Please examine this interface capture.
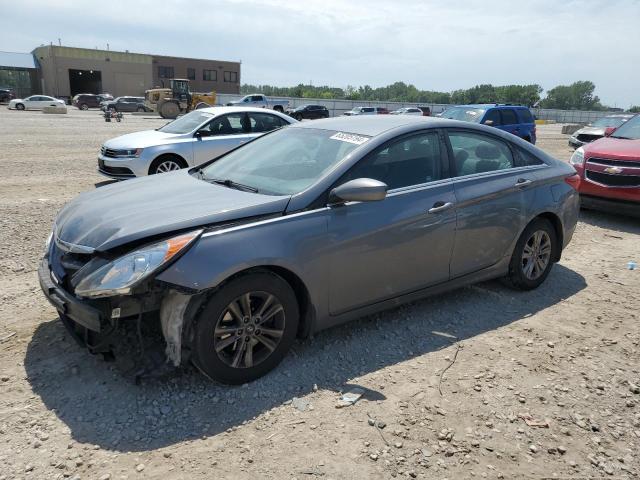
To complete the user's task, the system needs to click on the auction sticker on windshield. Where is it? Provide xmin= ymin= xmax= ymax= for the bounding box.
xmin=330 ymin=132 xmax=369 ymax=145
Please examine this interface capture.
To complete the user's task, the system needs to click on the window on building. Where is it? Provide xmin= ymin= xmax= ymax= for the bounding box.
xmin=224 ymin=71 xmax=238 ymax=83
xmin=187 ymin=68 xmax=196 ymax=80
xmin=203 ymin=69 xmax=217 ymax=81
xmin=158 ymin=66 xmax=174 ymax=79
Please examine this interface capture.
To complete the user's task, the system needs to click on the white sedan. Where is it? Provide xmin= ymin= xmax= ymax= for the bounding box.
xmin=98 ymin=107 xmax=297 ymax=178
xmin=8 ymin=95 xmax=66 ymax=110
xmin=390 ymin=107 xmax=423 ymax=116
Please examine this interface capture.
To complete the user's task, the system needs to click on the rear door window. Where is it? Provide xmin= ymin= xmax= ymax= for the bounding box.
xmin=483 ymin=109 xmax=502 ymax=126
xmin=447 ymin=130 xmax=515 ymax=177
xmin=517 ymin=108 xmax=535 ymax=124
xmin=249 ymin=112 xmax=286 ymax=133
xmin=500 ymin=109 xmax=519 ymax=125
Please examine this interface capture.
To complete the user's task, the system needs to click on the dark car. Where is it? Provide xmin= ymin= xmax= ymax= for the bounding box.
xmin=440 ymin=104 xmax=537 ymax=144
xmin=0 ymin=88 xmax=15 ymax=103
xmin=39 ymin=115 xmax=579 ymax=384
xmin=287 ymin=104 xmax=330 ymax=121
xmin=72 ymin=94 xmax=110 ymax=110
xmin=101 ymin=96 xmax=149 ymax=113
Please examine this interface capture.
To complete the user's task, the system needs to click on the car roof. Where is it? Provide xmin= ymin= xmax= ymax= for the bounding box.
xmin=291 ymin=115 xmax=474 ymax=136
xmin=453 ymin=104 xmax=530 ymax=110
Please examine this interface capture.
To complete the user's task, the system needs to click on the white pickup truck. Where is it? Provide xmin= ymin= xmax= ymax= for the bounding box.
xmin=226 ymin=94 xmax=289 ymax=112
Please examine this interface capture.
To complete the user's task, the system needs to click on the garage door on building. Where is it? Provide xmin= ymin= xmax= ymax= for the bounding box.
xmin=113 ymin=72 xmax=146 ymax=96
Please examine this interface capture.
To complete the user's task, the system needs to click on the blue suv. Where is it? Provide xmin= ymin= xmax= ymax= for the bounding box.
xmin=439 ymin=104 xmax=537 ymax=144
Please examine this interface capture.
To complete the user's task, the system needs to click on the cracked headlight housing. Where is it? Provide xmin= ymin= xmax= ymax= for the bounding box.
xmin=75 ymin=230 xmax=201 ymax=299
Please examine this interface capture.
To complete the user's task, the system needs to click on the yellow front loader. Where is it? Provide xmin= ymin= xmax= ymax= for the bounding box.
xmin=144 ymin=79 xmax=216 ymax=119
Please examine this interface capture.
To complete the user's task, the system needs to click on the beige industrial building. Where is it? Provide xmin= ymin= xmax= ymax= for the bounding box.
xmin=31 ymin=45 xmax=241 ymax=100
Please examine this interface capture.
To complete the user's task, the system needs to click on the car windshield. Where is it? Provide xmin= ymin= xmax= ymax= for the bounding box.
xmin=158 ymin=111 xmax=215 ymax=134
xmin=200 ymin=128 xmax=369 ymax=195
xmin=440 ymin=107 xmax=486 ymax=122
xmin=609 ymin=115 xmax=640 ymax=140
xmin=591 ymin=116 xmax=629 ymax=128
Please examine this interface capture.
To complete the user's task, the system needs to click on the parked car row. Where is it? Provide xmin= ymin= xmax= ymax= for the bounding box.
xmin=39 ymin=111 xmax=583 ymax=384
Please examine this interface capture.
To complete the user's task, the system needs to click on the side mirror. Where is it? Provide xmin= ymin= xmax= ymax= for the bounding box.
xmin=329 ymin=178 xmax=388 ymax=204
xmin=195 ymin=130 xmax=211 ymax=138
xmin=483 ymin=119 xmax=494 ymax=126
xmin=604 ymin=127 xmax=616 ymax=137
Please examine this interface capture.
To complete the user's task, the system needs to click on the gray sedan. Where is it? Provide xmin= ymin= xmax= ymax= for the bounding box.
xmin=40 ymin=116 xmax=580 ymax=384
xmin=98 ymin=107 xmax=295 ymax=178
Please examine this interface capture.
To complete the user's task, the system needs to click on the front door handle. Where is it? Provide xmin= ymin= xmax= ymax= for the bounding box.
xmin=428 ymin=201 xmax=454 ymax=214
xmin=515 ymin=178 xmax=532 ymax=188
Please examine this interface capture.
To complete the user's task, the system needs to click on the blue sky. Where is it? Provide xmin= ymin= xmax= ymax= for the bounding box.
xmin=2 ymin=0 xmax=639 ymax=106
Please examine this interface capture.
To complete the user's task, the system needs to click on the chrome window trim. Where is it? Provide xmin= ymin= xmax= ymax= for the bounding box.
xmin=449 ymin=164 xmax=548 ymax=185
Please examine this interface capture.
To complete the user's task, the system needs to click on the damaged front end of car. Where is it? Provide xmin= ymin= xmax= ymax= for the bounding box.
xmin=38 ymin=229 xmax=205 ymax=379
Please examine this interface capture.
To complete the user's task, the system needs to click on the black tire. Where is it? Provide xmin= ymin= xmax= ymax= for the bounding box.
xmin=504 ymin=218 xmax=557 ymax=290
xmin=192 ymin=271 xmax=299 ymax=384
xmin=16 ymin=103 xmax=25 ymax=110
xmin=137 ymin=106 xmax=145 ymax=112
xmin=148 ymin=155 xmax=186 ymax=175
xmin=274 ymin=105 xmax=284 ymax=113
xmin=80 ymin=103 xmax=89 ymax=111
xmin=294 ymin=113 xmax=303 ymax=121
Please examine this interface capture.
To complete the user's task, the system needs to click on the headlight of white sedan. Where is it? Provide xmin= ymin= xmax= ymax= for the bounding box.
xmin=569 ymin=147 xmax=585 ymax=166
xmin=75 ymin=230 xmax=201 ymax=299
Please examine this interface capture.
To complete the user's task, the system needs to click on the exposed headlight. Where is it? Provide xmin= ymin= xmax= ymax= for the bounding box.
xmin=569 ymin=147 xmax=585 ymax=166
xmin=75 ymin=230 xmax=201 ymax=299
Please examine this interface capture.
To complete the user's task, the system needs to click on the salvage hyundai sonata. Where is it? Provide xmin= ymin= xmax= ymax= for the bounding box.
xmin=39 ymin=116 xmax=580 ymax=384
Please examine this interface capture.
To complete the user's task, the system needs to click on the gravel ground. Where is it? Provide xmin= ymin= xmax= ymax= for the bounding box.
xmin=0 ymin=108 xmax=638 ymax=479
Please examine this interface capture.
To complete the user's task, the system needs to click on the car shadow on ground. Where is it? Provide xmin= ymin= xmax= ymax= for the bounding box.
xmin=25 ymin=264 xmax=586 ymax=453
xmin=579 ymin=208 xmax=640 ymax=235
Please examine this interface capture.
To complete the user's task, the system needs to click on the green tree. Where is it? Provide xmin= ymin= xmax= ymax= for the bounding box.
xmin=540 ymin=81 xmax=603 ymax=110
xmin=628 ymin=105 xmax=640 ymax=113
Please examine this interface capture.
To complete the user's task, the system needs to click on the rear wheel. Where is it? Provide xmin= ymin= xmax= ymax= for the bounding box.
xmin=273 ymin=105 xmax=284 ymax=113
xmin=504 ymin=218 xmax=557 ymax=290
xmin=16 ymin=103 xmax=25 ymax=110
xmin=80 ymin=103 xmax=89 ymax=110
xmin=149 ymin=155 xmax=186 ymax=174
xmin=136 ymin=106 xmax=145 ymax=113
xmin=192 ymin=272 xmax=299 ymax=384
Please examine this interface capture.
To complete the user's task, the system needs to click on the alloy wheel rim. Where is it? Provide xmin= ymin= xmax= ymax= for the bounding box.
xmin=521 ymin=230 xmax=551 ymax=280
xmin=156 ymin=161 xmax=181 ymax=173
xmin=213 ymin=291 xmax=285 ymax=369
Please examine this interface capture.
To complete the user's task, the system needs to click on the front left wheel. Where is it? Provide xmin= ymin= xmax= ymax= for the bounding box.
xmin=192 ymin=272 xmax=299 ymax=384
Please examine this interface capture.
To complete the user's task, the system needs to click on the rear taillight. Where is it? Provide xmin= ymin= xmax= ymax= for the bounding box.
xmin=564 ymin=173 xmax=581 ymax=190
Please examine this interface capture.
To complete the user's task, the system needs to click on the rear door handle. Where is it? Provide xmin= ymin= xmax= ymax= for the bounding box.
xmin=515 ymin=178 xmax=532 ymax=188
xmin=428 ymin=201 xmax=454 ymax=214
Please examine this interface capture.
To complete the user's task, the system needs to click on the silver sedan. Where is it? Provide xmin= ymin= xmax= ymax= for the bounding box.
xmin=97 ymin=107 xmax=296 ymax=178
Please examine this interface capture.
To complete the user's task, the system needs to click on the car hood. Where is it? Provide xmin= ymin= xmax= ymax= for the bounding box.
xmin=103 ymin=130 xmax=185 ymax=149
xmin=574 ymin=126 xmax=605 ymax=136
xmin=54 ymin=170 xmax=290 ymax=252
xmin=584 ymin=137 xmax=640 ymax=159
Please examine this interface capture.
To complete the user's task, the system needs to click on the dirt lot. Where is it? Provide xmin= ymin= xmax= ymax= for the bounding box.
xmin=0 ymin=108 xmax=638 ymax=480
